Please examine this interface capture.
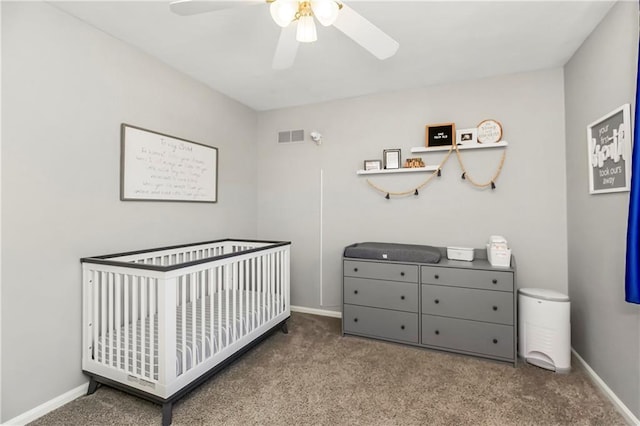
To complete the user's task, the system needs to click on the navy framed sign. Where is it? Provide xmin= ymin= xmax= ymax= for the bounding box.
xmin=587 ymin=104 xmax=632 ymax=194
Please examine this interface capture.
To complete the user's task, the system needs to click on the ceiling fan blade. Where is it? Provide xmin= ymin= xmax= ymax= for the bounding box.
xmin=272 ymin=25 xmax=299 ymax=70
xmin=332 ymin=3 xmax=399 ymax=60
xmin=169 ymin=0 xmax=262 ymax=16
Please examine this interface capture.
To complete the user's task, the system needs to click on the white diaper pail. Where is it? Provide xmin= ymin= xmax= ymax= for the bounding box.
xmin=518 ymin=288 xmax=571 ymax=373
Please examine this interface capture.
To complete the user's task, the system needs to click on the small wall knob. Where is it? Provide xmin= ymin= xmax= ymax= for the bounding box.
xmin=400 ymin=272 xmax=405 ymax=276
xmin=493 ymin=338 xmax=498 ymax=344
xmin=435 ymin=330 xmax=440 ymax=335
xmin=434 ymin=274 xmax=439 ymax=279
xmin=354 ymin=318 xmax=358 ymax=322
xmin=354 ymin=268 xmax=358 ymax=272
xmin=492 ymin=306 xmax=498 ymax=311
xmin=401 ymin=295 xmax=405 ymax=300
xmin=401 ymin=325 xmax=405 ymax=330
xmin=354 ymin=290 xmax=358 ymax=294
xmin=492 ymin=279 xmax=497 ymax=284
xmin=434 ymin=299 xmax=440 ymax=304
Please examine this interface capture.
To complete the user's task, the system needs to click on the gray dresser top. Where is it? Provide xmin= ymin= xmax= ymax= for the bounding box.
xmin=344 ymin=247 xmax=516 ymax=273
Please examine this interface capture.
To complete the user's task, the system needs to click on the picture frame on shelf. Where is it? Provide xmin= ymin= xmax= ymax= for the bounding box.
xmin=426 ymin=123 xmax=456 ymax=147
xmin=364 ymin=160 xmax=382 ymax=171
xmin=477 ymin=119 xmax=503 ymax=143
xmin=456 ymin=128 xmax=478 ymax=146
xmin=383 ymin=149 xmax=401 ymax=169
xmin=587 ymin=104 xmax=632 ymax=194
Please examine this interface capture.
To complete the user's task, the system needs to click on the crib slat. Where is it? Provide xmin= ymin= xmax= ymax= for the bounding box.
xmin=123 ymin=275 xmax=130 ymax=373
xmin=260 ymin=255 xmax=265 ymax=326
xmin=180 ymin=276 xmax=187 ymax=376
xmin=115 ymin=274 xmax=122 ymax=369
xmin=190 ymin=271 xmax=196 ymax=369
xmin=224 ymin=264 xmax=231 ymax=345
xmin=232 ymin=262 xmax=237 ymax=341
xmin=278 ymin=251 xmax=282 ymax=315
xmin=252 ymin=257 xmax=256 ymax=331
xmin=92 ymin=271 xmax=100 ymax=362
xmin=243 ymin=260 xmax=248 ymax=336
xmin=107 ymin=272 xmax=114 ymax=366
xmin=199 ymin=270 xmax=206 ymax=360
xmin=149 ymin=277 xmax=156 ymax=380
xmin=132 ymin=276 xmax=138 ymax=376
xmin=141 ymin=277 xmax=148 ymax=378
xmin=268 ymin=253 xmax=273 ymax=321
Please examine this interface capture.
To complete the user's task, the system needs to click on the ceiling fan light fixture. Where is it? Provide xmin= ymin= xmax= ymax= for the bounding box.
xmin=270 ymin=0 xmax=298 ymax=27
xmin=296 ymin=15 xmax=317 ymax=43
xmin=311 ymin=0 xmax=340 ymax=26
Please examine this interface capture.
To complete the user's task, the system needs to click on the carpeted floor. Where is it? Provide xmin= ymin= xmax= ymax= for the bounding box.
xmin=30 ymin=312 xmax=625 ymax=425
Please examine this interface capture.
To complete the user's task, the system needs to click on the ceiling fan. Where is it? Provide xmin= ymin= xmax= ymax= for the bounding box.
xmin=169 ymin=0 xmax=399 ymax=70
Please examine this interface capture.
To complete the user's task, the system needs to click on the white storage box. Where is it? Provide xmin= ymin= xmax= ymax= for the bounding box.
xmin=447 ymin=247 xmax=474 ymax=261
xmin=486 ymin=244 xmax=511 ymax=267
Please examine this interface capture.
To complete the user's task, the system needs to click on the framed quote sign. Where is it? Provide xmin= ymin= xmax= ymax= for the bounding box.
xmin=120 ymin=124 xmax=218 ymax=202
xmin=426 ymin=123 xmax=455 ymax=147
xmin=586 ymin=104 xmax=632 ymax=194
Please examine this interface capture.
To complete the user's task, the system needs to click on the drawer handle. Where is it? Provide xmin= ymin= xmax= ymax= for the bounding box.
xmin=434 ymin=299 xmax=440 ymax=304
xmin=492 ymin=306 xmax=498 ymax=311
xmin=492 ymin=279 xmax=498 ymax=284
xmin=400 ymin=272 xmax=405 ymax=276
xmin=493 ymin=339 xmax=498 ymax=344
xmin=401 ymin=295 xmax=405 ymax=300
xmin=401 ymin=325 xmax=405 ymax=330
xmin=354 ymin=290 xmax=358 ymax=294
xmin=434 ymin=274 xmax=439 ymax=279
xmin=354 ymin=268 xmax=359 ymax=272
xmin=354 ymin=318 xmax=358 ymax=322
xmin=435 ymin=330 xmax=440 ymax=335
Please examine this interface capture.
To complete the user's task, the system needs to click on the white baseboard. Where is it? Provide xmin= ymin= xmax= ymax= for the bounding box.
xmin=572 ymin=348 xmax=639 ymax=425
xmin=4 ymin=382 xmax=88 ymax=425
xmin=291 ymin=305 xmax=342 ymax=318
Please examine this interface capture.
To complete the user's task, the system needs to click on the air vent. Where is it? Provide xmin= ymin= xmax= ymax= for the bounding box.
xmin=277 ymin=129 xmax=305 ymax=143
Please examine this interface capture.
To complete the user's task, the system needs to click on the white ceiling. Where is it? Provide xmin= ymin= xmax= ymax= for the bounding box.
xmin=50 ymin=0 xmax=616 ymax=111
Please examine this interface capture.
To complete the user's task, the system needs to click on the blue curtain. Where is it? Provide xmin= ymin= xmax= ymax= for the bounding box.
xmin=625 ymin=17 xmax=640 ymax=304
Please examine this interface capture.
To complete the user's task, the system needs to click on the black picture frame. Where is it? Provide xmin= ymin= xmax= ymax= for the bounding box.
xmin=121 ymin=123 xmax=218 ymax=203
xmin=383 ymin=149 xmax=401 ymax=169
xmin=364 ymin=160 xmax=382 ymax=171
xmin=426 ymin=123 xmax=456 ymax=147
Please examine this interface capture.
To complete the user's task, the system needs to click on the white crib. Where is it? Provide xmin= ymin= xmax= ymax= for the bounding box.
xmin=81 ymin=239 xmax=291 ymax=425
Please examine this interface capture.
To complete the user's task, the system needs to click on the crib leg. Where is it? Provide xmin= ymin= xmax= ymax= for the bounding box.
xmin=86 ymin=378 xmax=99 ymax=395
xmin=281 ymin=322 xmax=288 ymax=334
xmin=162 ymin=402 xmax=173 ymax=426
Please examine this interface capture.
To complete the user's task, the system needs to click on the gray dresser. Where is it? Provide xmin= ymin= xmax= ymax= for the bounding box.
xmin=342 ymin=249 xmax=517 ymax=365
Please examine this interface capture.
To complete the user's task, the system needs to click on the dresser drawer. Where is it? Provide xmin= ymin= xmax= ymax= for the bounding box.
xmin=421 ymin=285 xmax=513 ymax=325
xmin=344 ymin=260 xmax=418 ymax=283
xmin=421 ymin=314 xmax=514 ymax=360
xmin=344 ymin=277 xmax=418 ymax=312
xmin=421 ymin=266 xmax=513 ymax=292
xmin=344 ymin=304 xmax=419 ymax=343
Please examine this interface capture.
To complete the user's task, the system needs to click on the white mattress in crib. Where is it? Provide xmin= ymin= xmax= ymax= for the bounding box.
xmin=96 ymin=290 xmax=275 ymax=379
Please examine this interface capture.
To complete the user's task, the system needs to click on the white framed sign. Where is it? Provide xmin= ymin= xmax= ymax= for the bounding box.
xmin=587 ymin=104 xmax=632 ymax=194
xmin=120 ymin=124 xmax=218 ymax=202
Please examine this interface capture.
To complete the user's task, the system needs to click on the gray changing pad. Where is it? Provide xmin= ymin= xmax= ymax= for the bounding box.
xmin=344 ymin=242 xmax=441 ymax=263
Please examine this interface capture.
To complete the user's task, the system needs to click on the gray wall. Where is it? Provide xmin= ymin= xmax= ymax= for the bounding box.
xmin=1 ymin=2 xmax=258 ymax=421
xmin=564 ymin=0 xmax=639 ymax=418
xmin=256 ymin=68 xmax=568 ymax=311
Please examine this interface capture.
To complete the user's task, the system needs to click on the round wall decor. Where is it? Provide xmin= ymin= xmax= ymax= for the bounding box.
xmin=477 ymin=119 xmax=503 ymax=143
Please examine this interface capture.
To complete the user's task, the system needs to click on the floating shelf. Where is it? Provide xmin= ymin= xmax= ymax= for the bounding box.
xmin=356 ymin=166 xmax=438 ymax=175
xmin=410 ymin=141 xmax=509 ymax=153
